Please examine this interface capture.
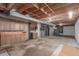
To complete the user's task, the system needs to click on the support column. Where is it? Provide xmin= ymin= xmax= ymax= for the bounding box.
xmin=37 ymin=23 xmax=41 ymax=39
xmin=75 ymin=19 xmax=79 ymax=44
xmin=45 ymin=25 xmax=49 ymax=36
xmin=49 ymin=26 xmax=53 ymax=36
xmin=47 ymin=25 xmax=50 ymax=36
xmin=27 ymin=23 xmax=31 ymax=40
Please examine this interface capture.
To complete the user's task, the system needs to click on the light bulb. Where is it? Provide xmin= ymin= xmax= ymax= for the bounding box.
xmin=68 ymin=11 xmax=73 ymax=19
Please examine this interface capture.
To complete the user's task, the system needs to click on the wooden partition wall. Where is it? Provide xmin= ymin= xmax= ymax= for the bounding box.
xmin=0 ymin=32 xmax=26 ymax=47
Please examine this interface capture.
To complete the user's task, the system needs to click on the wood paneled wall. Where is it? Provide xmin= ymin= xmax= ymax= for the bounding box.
xmin=0 ymin=32 xmax=26 ymax=47
xmin=0 ymin=17 xmax=29 ymax=47
xmin=0 ymin=18 xmax=28 ymax=31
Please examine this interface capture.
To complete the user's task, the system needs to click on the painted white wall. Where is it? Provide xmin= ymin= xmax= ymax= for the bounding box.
xmin=75 ymin=19 xmax=79 ymax=43
xmin=63 ymin=26 xmax=75 ymax=36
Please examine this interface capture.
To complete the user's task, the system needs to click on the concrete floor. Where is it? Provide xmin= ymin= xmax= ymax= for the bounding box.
xmin=40 ymin=36 xmax=78 ymax=49
xmin=0 ymin=36 xmax=79 ymax=56
xmin=30 ymin=36 xmax=79 ymax=50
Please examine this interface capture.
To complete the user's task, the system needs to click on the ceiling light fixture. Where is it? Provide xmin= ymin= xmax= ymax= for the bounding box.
xmin=59 ymin=23 xmax=63 ymax=26
xmin=48 ymin=17 xmax=52 ymax=22
xmin=68 ymin=11 xmax=73 ymax=19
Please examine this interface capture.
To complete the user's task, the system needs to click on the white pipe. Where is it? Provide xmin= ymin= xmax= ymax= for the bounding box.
xmin=10 ymin=9 xmax=55 ymax=26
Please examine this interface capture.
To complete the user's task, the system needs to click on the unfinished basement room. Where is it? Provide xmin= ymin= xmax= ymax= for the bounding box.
xmin=0 ymin=3 xmax=79 ymax=56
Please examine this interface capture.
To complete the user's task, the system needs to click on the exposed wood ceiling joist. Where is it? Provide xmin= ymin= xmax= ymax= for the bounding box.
xmin=44 ymin=3 xmax=55 ymax=14
xmin=32 ymin=3 xmax=50 ymax=18
xmin=25 ymin=10 xmax=42 ymax=19
xmin=6 ymin=3 xmax=15 ymax=10
xmin=0 ymin=4 xmax=7 ymax=10
xmin=0 ymin=3 xmax=79 ymax=26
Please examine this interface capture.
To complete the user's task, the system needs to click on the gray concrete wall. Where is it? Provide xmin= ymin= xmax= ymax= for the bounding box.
xmin=63 ymin=26 xmax=75 ymax=36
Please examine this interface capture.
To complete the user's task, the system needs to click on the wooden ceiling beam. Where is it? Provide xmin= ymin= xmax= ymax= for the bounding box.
xmin=51 ymin=4 xmax=71 ymax=10
xmin=48 ymin=4 xmax=79 ymax=20
xmin=13 ymin=4 xmax=25 ymax=10
xmin=6 ymin=3 xmax=15 ymax=10
xmin=32 ymin=3 xmax=39 ymax=9
xmin=54 ymin=4 xmax=79 ymax=12
xmin=19 ymin=4 xmax=33 ymax=12
xmin=44 ymin=3 xmax=55 ymax=14
xmin=22 ymin=4 xmax=47 ymax=19
xmin=40 ymin=4 xmax=79 ymax=18
xmin=31 ymin=4 xmax=47 ymax=13
xmin=32 ymin=3 xmax=49 ymax=18
xmin=25 ymin=10 xmax=42 ymax=18
xmin=0 ymin=4 xmax=7 ymax=10
xmin=32 ymin=6 xmax=46 ymax=12
xmin=22 ymin=3 xmax=47 ymax=18
xmin=16 ymin=4 xmax=43 ymax=19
